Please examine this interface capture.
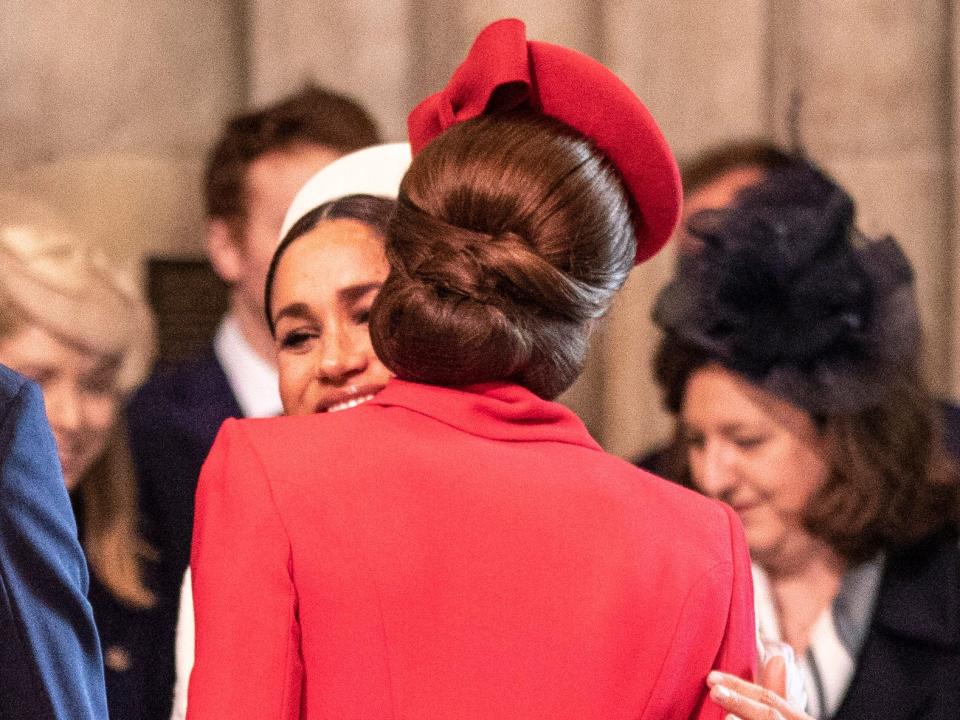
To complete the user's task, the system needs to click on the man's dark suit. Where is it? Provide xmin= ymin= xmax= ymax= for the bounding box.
xmin=0 ymin=364 xmax=108 ymax=719
xmin=125 ymin=350 xmax=242 ymax=718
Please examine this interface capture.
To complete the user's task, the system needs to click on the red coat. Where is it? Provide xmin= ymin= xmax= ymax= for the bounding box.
xmin=187 ymin=379 xmax=755 ymax=719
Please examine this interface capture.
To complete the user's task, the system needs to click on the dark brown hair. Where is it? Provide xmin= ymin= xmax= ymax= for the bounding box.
xmin=204 ymin=84 xmax=381 ymax=221
xmin=369 ymin=113 xmax=636 ymax=399
xmin=654 ymin=333 xmax=960 ymax=562
xmin=681 ymin=140 xmax=792 ymax=195
xmin=264 ymin=194 xmax=397 ymax=336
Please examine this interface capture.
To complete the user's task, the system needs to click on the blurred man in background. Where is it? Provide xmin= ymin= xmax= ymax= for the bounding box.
xmin=637 ymin=139 xmax=792 ymax=476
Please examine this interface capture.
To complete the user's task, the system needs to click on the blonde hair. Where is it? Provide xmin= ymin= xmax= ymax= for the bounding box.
xmin=0 ymin=193 xmax=156 ymax=607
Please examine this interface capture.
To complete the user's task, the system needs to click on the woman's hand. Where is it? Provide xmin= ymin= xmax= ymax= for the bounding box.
xmin=707 ymin=656 xmax=815 ymax=720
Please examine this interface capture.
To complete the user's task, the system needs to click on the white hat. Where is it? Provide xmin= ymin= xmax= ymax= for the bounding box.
xmin=279 ymin=142 xmax=412 ymax=241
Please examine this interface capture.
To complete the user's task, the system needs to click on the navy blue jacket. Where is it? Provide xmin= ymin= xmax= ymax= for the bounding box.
xmin=0 ymin=365 xmax=108 ymax=719
xmin=126 ymin=351 xmax=242 ymax=718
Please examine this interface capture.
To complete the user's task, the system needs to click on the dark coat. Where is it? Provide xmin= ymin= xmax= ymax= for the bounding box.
xmin=833 ymin=533 xmax=960 ymax=720
xmin=0 ymin=365 xmax=108 ymax=720
xmin=72 ymin=493 xmax=173 ymax=720
xmin=125 ymin=350 xmax=242 ymax=718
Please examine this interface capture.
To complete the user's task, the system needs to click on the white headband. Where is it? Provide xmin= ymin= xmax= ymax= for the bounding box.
xmin=279 ymin=142 xmax=412 ymax=241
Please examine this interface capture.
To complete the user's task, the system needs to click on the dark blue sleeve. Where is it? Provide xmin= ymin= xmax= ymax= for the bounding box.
xmin=0 ymin=377 xmax=109 ymax=719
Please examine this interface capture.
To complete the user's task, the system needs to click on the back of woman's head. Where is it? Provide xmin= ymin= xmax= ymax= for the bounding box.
xmin=370 ymin=113 xmax=636 ymax=399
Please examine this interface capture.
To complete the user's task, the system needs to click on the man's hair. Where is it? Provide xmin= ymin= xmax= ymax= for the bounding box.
xmin=204 ymin=84 xmax=381 ymax=220
xmin=681 ymin=140 xmax=793 ymax=195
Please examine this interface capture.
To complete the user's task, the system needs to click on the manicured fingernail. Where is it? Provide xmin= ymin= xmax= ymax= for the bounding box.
xmin=707 ymin=670 xmax=723 ymax=685
xmin=712 ymin=684 xmax=732 ymax=700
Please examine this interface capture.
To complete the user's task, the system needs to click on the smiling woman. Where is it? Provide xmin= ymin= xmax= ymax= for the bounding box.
xmin=169 ymin=144 xmax=411 ymax=720
xmin=267 ymin=199 xmax=394 ymax=416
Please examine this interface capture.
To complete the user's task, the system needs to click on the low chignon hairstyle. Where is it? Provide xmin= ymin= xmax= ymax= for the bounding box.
xmin=369 ymin=113 xmax=636 ymax=399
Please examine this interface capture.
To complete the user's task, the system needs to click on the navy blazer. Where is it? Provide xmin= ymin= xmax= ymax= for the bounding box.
xmin=126 ymin=350 xmax=242 ymax=718
xmin=0 ymin=365 xmax=108 ymax=719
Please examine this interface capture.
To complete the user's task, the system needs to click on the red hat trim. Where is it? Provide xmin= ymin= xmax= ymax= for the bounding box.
xmin=408 ymin=18 xmax=682 ymax=264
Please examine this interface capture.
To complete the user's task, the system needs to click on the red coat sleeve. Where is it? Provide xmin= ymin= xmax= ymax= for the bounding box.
xmin=186 ymin=420 xmax=303 ymax=720
xmin=641 ymin=502 xmax=757 ymax=720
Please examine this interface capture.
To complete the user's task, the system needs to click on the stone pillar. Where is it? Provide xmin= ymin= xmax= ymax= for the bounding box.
xmin=0 ymin=1 xmax=243 ymax=173
xmin=770 ymin=0 xmax=953 ymax=395
xmin=245 ymin=0 xmax=415 ymax=140
xmin=0 ymin=1 xmax=244 ymax=277
xmin=591 ymin=0 xmax=770 ymax=457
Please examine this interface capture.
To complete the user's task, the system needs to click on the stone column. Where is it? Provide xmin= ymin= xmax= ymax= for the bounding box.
xmin=0 ymin=1 xmax=243 ymax=173
xmin=245 ymin=0 xmax=414 ymax=140
xmin=0 ymin=1 xmax=244 ymax=269
xmin=592 ymin=0 xmax=770 ymax=457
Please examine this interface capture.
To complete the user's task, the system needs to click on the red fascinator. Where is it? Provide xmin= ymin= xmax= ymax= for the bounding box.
xmin=408 ymin=18 xmax=682 ymax=264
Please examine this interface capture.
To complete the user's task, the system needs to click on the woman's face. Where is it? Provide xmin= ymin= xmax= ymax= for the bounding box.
xmin=270 ymin=217 xmax=393 ymax=416
xmin=680 ymin=364 xmax=831 ymax=571
xmin=0 ymin=324 xmax=120 ymax=490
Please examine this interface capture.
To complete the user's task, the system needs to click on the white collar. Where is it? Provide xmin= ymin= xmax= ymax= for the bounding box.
xmin=213 ymin=314 xmax=281 ymax=418
xmin=752 ymin=558 xmax=883 ymax=719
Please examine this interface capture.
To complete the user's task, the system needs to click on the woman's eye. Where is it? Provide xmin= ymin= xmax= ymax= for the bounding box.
xmin=279 ymin=331 xmax=315 ymax=350
xmin=681 ymin=431 xmax=705 ymax=450
xmin=23 ymin=367 xmax=55 ymax=386
xmin=355 ymin=308 xmax=372 ymax=325
xmin=733 ymin=435 xmax=765 ymax=450
xmin=83 ymin=374 xmax=115 ymax=395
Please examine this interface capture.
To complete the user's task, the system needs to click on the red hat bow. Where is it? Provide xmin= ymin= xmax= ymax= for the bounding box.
xmin=408 ymin=18 xmax=682 ymax=264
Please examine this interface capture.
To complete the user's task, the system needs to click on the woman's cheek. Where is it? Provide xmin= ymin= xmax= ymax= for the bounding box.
xmin=278 ymin=354 xmax=312 ymax=416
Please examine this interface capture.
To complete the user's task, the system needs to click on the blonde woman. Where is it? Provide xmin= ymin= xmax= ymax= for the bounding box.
xmin=0 ymin=194 xmax=165 ymax=720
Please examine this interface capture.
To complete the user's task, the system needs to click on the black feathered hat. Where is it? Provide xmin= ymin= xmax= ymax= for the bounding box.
xmin=653 ymin=159 xmax=921 ymax=415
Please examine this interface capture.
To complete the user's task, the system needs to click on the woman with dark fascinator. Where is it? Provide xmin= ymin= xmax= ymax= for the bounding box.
xmin=653 ymin=159 xmax=960 ymax=720
xmin=186 ymin=19 xmax=757 ymax=720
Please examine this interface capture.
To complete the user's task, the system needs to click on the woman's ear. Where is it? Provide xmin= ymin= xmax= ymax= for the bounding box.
xmin=206 ymin=218 xmax=243 ymax=285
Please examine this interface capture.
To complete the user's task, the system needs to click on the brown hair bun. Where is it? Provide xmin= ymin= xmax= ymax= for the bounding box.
xmin=370 ymin=113 xmax=636 ymax=399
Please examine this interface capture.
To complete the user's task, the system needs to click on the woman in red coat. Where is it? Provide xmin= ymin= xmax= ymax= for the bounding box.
xmin=187 ymin=19 xmax=756 ymax=720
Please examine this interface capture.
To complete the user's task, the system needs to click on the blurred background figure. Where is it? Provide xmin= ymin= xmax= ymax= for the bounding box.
xmin=675 ymin=139 xmax=793 ymax=244
xmin=0 ymin=193 xmax=157 ymax=719
xmin=652 ymin=160 xmax=960 ymax=720
xmin=636 ymin=138 xmax=792 ymax=474
xmin=0 ymin=364 xmax=108 ymax=719
xmin=126 ymin=84 xmax=381 ymax=718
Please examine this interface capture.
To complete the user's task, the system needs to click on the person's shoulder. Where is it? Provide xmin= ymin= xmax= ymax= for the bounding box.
xmin=0 ymin=364 xmax=28 ymax=405
xmin=131 ymin=351 xmax=224 ymax=405
xmin=602 ymin=455 xmax=740 ymax=562
xmin=216 ymin=407 xmax=386 ymax=478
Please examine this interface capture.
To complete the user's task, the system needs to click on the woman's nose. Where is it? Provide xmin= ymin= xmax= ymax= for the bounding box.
xmin=315 ymin=329 xmax=368 ymax=384
xmin=44 ymin=383 xmax=84 ymax=433
xmin=696 ymin=441 xmax=737 ymax=498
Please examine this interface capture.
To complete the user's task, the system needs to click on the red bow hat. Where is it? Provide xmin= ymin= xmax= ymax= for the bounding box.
xmin=408 ymin=18 xmax=682 ymax=264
